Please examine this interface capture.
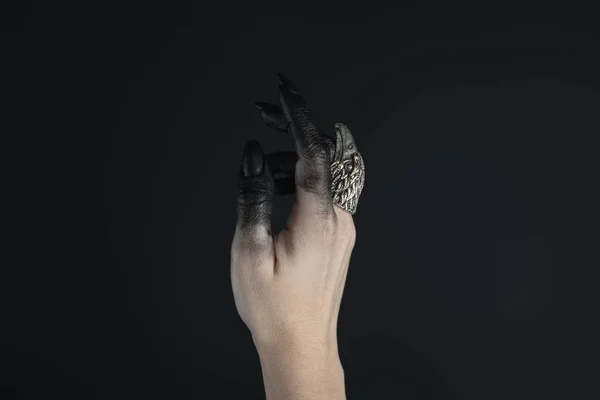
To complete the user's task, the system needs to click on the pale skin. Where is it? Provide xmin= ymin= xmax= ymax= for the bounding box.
xmin=231 ymin=73 xmax=356 ymax=400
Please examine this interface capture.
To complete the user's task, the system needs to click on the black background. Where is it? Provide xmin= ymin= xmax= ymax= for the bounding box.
xmin=6 ymin=2 xmax=600 ymax=399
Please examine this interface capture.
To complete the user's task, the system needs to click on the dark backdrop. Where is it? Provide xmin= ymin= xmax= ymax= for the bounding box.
xmin=8 ymin=2 xmax=600 ymax=399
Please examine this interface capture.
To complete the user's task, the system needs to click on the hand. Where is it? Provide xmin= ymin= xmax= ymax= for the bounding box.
xmin=230 ymin=73 xmax=356 ymax=398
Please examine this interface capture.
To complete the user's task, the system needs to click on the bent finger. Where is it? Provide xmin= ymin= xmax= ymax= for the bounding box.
xmin=276 ymin=73 xmax=335 ymax=220
xmin=232 ymin=140 xmax=275 ymax=269
xmin=254 ymin=102 xmax=290 ymax=133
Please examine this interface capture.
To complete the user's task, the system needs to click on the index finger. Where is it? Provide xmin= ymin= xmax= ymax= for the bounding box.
xmin=276 ymin=73 xmax=335 ymax=221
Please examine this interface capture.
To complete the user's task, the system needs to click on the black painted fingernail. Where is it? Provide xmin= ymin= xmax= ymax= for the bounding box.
xmin=242 ymin=140 xmax=264 ymax=177
xmin=253 ymin=101 xmax=266 ymax=110
xmin=276 ymin=73 xmax=299 ymax=94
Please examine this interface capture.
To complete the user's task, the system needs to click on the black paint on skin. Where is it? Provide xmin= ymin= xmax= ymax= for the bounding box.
xmin=253 ymin=101 xmax=291 ymax=132
xmin=237 ymin=140 xmax=274 ymax=232
xmin=253 ymin=82 xmax=337 ymax=196
xmin=237 ymin=73 xmax=337 ymax=229
xmin=276 ymin=76 xmax=334 ymax=203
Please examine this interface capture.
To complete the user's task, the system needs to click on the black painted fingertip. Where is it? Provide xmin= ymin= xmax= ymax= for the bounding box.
xmin=276 ymin=73 xmax=299 ymax=94
xmin=278 ymin=83 xmax=304 ymax=106
xmin=241 ymin=140 xmax=264 ymax=177
xmin=261 ymin=111 xmax=290 ymax=132
xmin=255 ymin=101 xmax=284 ymax=115
xmin=278 ymin=82 xmax=310 ymax=125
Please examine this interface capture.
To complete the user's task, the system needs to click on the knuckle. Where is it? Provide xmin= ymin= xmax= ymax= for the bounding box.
xmin=231 ymin=230 xmax=274 ymax=267
xmin=294 ymin=105 xmax=312 ymax=123
xmin=238 ymin=175 xmax=274 ymax=199
xmin=312 ymin=213 xmax=338 ymax=242
xmin=304 ymin=136 xmax=330 ymax=162
xmin=298 ymin=125 xmax=330 ymax=160
xmin=297 ymin=133 xmax=332 ymax=193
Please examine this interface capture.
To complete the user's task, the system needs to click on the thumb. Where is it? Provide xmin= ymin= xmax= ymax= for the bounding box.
xmin=232 ymin=140 xmax=275 ymax=263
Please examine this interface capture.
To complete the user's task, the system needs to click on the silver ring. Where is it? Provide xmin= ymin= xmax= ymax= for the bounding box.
xmin=331 ymin=123 xmax=365 ymax=215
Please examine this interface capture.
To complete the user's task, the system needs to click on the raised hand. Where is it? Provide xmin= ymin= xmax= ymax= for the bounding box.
xmin=231 ymin=73 xmax=356 ymax=400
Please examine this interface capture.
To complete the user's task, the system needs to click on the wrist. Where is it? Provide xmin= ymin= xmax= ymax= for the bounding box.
xmin=256 ymin=340 xmax=345 ymax=400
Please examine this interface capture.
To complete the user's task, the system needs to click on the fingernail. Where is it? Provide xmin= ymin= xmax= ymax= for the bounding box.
xmin=242 ymin=140 xmax=264 ymax=177
xmin=253 ymin=102 xmax=266 ymax=110
xmin=276 ymin=73 xmax=299 ymax=94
